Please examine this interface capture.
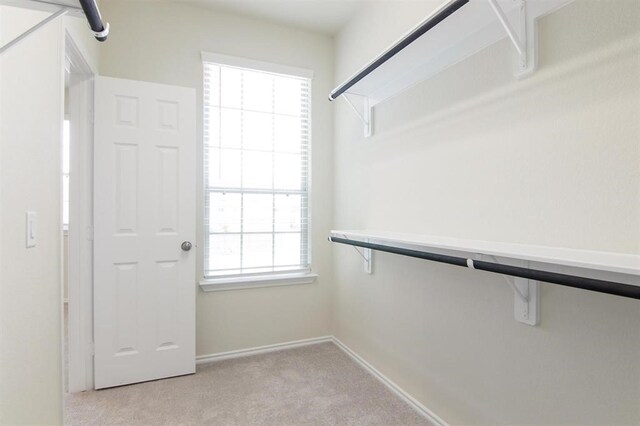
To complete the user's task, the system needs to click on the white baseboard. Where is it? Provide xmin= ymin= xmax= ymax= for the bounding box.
xmin=331 ymin=337 xmax=447 ymax=426
xmin=195 ymin=335 xmax=446 ymax=425
xmin=196 ymin=336 xmax=333 ymax=365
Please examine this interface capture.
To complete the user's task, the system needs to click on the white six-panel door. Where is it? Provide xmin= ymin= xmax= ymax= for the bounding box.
xmin=94 ymin=76 xmax=196 ymax=389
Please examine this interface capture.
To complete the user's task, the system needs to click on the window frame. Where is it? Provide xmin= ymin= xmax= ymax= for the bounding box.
xmin=199 ymin=52 xmax=316 ymax=291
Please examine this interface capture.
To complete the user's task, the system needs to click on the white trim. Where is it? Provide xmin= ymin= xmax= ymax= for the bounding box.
xmin=199 ymin=272 xmax=317 ymax=292
xmin=331 ymin=337 xmax=448 ymax=426
xmin=196 ymin=336 xmax=332 ymax=364
xmin=201 ymin=51 xmax=314 ymax=80
xmin=65 ymin=31 xmax=95 ymax=393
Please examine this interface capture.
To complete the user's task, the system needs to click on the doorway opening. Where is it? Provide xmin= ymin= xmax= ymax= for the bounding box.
xmin=63 ymin=32 xmax=95 ymax=397
xmin=63 ymin=71 xmax=70 ymax=392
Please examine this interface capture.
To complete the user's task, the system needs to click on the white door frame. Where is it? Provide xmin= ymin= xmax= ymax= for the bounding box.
xmin=65 ymin=31 xmax=95 ymax=393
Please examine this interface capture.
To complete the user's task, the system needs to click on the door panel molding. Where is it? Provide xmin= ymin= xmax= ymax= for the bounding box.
xmin=93 ymin=76 xmax=196 ymax=389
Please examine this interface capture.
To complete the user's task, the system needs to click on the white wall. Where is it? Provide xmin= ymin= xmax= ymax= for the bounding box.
xmin=98 ymin=0 xmax=334 ymax=356
xmin=0 ymin=7 xmax=99 ymax=424
xmin=333 ymin=0 xmax=640 ymax=424
xmin=0 ymin=7 xmax=65 ymax=424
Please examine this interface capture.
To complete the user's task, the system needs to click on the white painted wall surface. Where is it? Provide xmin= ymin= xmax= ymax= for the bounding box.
xmin=98 ymin=1 xmax=334 ymax=357
xmin=0 ymin=8 xmax=99 ymax=423
xmin=333 ymin=0 xmax=640 ymax=424
xmin=0 ymin=6 xmax=65 ymax=424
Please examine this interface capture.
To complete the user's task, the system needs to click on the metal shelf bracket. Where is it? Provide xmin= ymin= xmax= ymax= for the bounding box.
xmin=0 ymin=7 xmax=69 ymax=56
xmin=334 ymin=234 xmax=373 ymax=273
xmin=485 ymin=255 xmax=539 ymax=326
xmin=488 ymin=0 xmax=535 ymax=77
xmin=358 ymin=246 xmax=373 ymax=274
xmin=511 ymin=276 xmax=540 ymax=326
xmin=342 ymin=93 xmax=372 ymax=138
xmin=351 ymin=242 xmax=373 ymax=274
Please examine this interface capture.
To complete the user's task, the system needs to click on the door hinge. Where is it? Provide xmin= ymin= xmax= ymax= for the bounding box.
xmin=86 ymin=226 xmax=94 ymax=241
xmin=88 ymin=341 xmax=95 ymax=356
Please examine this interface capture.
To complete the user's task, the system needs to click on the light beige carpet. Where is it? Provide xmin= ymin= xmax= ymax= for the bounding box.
xmin=65 ymin=342 xmax=432 ymax=426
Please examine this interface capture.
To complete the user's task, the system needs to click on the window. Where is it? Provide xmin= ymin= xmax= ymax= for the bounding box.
xmin=202 ymin=53 xmax=313 ymax=285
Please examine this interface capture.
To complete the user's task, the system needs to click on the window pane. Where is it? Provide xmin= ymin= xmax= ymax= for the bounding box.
xmin=274 ymin=76 xmax=303 ymax=116
xmin=242 ymin=234 xmax=272 ymax=268
xmin=203 ymin=59 xmax=310 ymax=278
xmin=243 ymin=71 xmax=273 ymax=112
xmin=274 ymin=194 xmax=301 ymax=232
xmin=220 ymin=109 xmax=241 ymax=148
xmin=243 ymin=111 xmax=272 ymax=151
xmin=274 ymin=115 xmax=302 ymax=153
xmin=274 ymin=153 xmax=301 ymax=190
xmin=208 ymin=193 xmax=241 ymax=233
xmin=243 ymin=194 xmax=273 ymax=232
xmin=208 ymin=234 xmax=241 ymax=271
xmin=221 ymin=67 xmax=242 ymax=109
xmin=242 ymin=150 xmax=272 ymax=189
xmin=274 ymin=233 xmax=301 ymax=266
xmin=206 ymin=147 xmax=241 ymax=188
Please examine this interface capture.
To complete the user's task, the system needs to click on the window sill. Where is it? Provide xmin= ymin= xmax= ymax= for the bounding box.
xmin=199 ymin=272 xmax=318 ymax=292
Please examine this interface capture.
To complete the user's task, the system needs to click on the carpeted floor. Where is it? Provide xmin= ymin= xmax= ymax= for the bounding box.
xmin=65 ymin=342 xmax=431 ymax=426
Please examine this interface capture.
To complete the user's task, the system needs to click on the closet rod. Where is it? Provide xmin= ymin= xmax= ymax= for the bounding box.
xmin=329 ymin=0 xmax=469 ymax=101
xmin=328 ymin=236 xmax=640 ymax=300
xmin=78 ymin=0 xmax=109 ymax=41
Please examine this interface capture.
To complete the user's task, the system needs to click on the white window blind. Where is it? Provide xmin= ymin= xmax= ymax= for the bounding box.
xmin=203 ymin=58 xmax=311 ymax=279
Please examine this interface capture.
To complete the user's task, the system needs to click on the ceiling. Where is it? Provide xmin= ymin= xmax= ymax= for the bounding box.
xmin=176 ymin=0 xmax=365 ymax=35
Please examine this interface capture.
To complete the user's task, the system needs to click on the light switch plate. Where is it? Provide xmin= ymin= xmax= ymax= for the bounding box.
xmin=26 ymin=211 xmax=37 ymax=248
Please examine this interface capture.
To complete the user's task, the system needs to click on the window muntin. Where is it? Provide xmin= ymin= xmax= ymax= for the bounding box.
xmin=203 ymin=60 xmax=311 ymax=279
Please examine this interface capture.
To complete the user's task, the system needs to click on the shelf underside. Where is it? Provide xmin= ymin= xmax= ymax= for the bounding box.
xmin=333 ymin=0 xmax=573 ymax=107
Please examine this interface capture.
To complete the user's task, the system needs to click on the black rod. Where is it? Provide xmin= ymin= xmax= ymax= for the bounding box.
xmin=329 ymin=236 xmax=640 ymax=300
xmin=329 ymin=0 xmax=469 ymax=101
xmin=78 ymin=0 xmax=109 ymax=42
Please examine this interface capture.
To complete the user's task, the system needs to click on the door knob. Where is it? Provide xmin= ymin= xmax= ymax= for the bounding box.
xmin=181 ymin=241 xmax=192 ymax=251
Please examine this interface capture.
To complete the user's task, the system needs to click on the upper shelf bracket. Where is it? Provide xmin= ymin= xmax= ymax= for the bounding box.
xmin=488 ymin=0 xmax=537 ymax=77
xmin=342 ymin=93 xmax=372 ymax=138
xmin=0 ymin=7 xmax=69 ymax=56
